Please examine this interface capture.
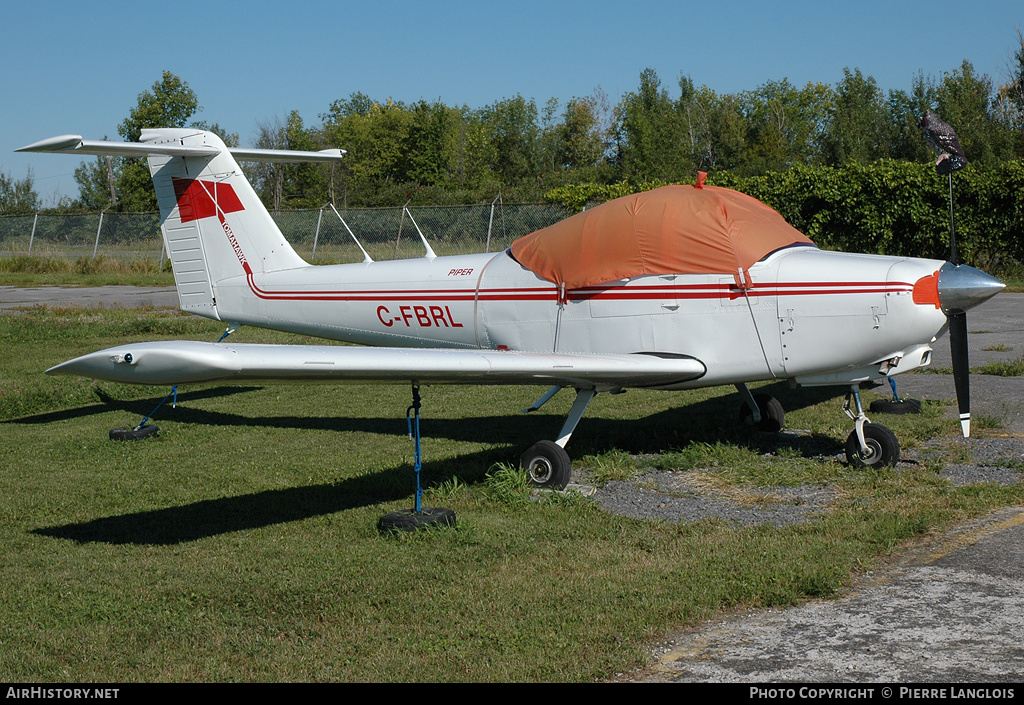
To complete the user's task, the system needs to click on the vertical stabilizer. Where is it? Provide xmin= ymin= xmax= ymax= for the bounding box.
xmin=142 ymin=129 xmax=309 ymax=318
xmin=16 ymin=129 xmax=345 ymax=321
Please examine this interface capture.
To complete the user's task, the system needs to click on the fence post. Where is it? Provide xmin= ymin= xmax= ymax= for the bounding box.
xmin=29 ymin=212 xmax=38 ymax=254
xmin=312 ymin=204 xmax=325 ymax=262
xmin=93 ymin=206 xmax=110 ymax=259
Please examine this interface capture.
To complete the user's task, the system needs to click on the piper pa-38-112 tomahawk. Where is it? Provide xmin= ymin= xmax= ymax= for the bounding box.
xmin=18 ymin=128 xmax=1004 ymax=490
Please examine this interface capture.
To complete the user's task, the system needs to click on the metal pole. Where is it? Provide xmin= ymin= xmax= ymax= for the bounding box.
xmin=486 ymin=195 xmax=497 ymax=253
xmin=28 ymin=212 xmax=38 ymax=254
xmin=94 ymin=206 xmax=109 ymax=259
xmin=312 ymin=204 xmax=325 ymax=262
xmin=948 ymin=172 xmax=959 ymax=265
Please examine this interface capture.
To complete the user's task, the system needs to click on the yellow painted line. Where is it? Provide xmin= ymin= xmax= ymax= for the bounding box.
xmin=914 ymin=507 xmax=1024 ymax=565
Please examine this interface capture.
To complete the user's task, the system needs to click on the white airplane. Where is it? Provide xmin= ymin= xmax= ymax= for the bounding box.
xmin=17 ymin=129 xmax=1005 ymax=490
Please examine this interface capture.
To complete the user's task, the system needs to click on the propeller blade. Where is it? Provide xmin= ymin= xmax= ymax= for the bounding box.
xmin=948 ymin=310 xmax=971 ymax=437
xmin=936 ymin=262 xmax=1004 ymax=438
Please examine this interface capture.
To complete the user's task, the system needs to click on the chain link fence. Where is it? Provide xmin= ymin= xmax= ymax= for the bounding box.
xmin=0 ymin=200 xmax=575 ymax=264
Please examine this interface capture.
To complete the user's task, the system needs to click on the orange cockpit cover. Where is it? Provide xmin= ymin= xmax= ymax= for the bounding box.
xmin=510 ymin=184 xmax=815 ymax=290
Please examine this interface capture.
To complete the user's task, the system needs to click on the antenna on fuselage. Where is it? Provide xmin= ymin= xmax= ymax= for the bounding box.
xmin=403 ymin=206 xmax=437 ymax=260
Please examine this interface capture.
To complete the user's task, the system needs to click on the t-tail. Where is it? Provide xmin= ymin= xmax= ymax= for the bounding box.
xmin=16 ymin=130 xmax=345 ymax=321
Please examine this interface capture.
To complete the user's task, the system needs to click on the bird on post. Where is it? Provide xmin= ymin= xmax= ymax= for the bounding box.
xmin=919 ymin=110 xmax=967 ymax=175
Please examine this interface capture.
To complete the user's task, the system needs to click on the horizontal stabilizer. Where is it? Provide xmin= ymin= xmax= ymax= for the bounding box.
xmin=46 ymin=341 xmax=706 ymax=389
xmin=17 ymin=133 xmax=345 ymax=163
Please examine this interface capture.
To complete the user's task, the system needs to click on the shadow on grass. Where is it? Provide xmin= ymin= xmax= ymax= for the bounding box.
xmin=4 ymin=386 xmax=264 ymax=425
xmin=14 ymin=378 xmax=849 ymax=463
xmin=32 ymin=446 xmax=509 ymax=546
xmin=29 ymin=382 xmax=851 ymax=546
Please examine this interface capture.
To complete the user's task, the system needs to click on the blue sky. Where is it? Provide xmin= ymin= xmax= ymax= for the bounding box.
xmin=3 ymin=0 xmax=1022 ymax=205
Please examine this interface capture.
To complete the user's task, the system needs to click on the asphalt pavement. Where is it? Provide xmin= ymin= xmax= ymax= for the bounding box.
xmin=0 ymin=284 xmax=178 ymax=311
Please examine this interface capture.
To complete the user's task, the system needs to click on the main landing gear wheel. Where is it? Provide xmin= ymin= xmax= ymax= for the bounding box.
xmin=109 ymin=424 xmax=159 ymax=441
xmin=377 ymin=507 xmax=457 ymax=534
xmin=845 ymin=423 xmax=900 ymax=468
xmin=520 ymin=440 xmax=572 ymax=490
xmin=739 ymin=394 xmax=785 ymax=432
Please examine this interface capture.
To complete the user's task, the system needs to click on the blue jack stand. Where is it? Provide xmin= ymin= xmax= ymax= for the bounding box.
xmin=377 ymin=384 xmax=457 ymax=534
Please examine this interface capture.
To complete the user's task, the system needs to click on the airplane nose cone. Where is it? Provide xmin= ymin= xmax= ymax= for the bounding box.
xmin=937 ymin=261 xmax=1005 ymax=314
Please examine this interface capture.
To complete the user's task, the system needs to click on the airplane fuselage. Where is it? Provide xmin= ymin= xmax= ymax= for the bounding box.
xmin=208 ymin=246 xmax=949 ymax=390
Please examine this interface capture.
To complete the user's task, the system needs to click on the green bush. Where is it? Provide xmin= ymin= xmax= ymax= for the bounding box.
xmin=545 ymin=162 xmax=1024 ymax=267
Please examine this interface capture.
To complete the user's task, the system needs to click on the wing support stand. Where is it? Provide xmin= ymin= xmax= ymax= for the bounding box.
xmin=377 ymin=384 xmax=457 ymax=534
xmin=408 ymin=384 xmax=424 ymax=514
xmin=108 ymin=385 xmax=176 ymax=441
xmin=110 ymin=322 xmax=241 ymax=441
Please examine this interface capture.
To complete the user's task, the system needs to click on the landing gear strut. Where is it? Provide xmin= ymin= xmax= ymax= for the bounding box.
xmin=736 ymin=384 xmax=785 ymax=432
xmin=844 ymin=385 xmax=900 ymax=467
xmin=519 ymin=386 xmax=596 ymax=490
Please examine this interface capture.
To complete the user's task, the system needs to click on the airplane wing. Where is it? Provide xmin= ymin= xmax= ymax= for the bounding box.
xmin=46 ymin=341 xmax=706 ymax=390
xmin=16 ymin=134 xmax=346 ymax=163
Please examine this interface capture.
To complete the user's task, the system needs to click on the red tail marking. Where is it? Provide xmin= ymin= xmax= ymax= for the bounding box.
xmin=173 ymin=178 xmax=244 ymax=223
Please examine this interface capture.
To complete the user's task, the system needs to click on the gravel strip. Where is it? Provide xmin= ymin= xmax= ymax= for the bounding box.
xmin=576 ymin=435 xmax=1024 ymax=526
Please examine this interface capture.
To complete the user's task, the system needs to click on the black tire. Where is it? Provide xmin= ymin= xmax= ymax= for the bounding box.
xmin=869 ymin=398 xmax=922 ymax=415
xmin=519 ymin=440 xmax=572 ymax=490
xmin=377 ymin=507 xmax=457 ymax=534
xmin=845 ymin=423 xmax=900 ymax=468
xmin=738 ymin=394 xmax=785 ymax=432
xmin=109 ymin=424 xmax=159 ymax=441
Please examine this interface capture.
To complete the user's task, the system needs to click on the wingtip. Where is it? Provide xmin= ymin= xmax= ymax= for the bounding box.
xmin=15 ymin=134 xmax=83 ymax=153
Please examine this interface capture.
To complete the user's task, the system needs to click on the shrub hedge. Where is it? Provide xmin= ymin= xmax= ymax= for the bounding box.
xmin=545 ymin=161 xmax=1024 ymax=268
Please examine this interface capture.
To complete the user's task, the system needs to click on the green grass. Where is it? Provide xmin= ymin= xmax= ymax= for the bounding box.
xmin=0 ymin=255 xmax=175 ymax=287
xmin=976 ymin=355 xmax=1024 ymax=376
xmin=1 ymin=306 xmax=1022 ymax=682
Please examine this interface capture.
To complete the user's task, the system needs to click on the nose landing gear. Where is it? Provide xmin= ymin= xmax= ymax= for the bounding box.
xmin=844 ymin=385 xmax=900 ymax=468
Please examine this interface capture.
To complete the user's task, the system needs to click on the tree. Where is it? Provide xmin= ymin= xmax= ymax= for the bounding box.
xmin=738 ymin=79 xmax=834 ymax=174
xmin=613 ymin=68 xmax=690 ymax=180
xmin=117 ymin=72 xmax=203 ymax=211
xmin=676 ymin=80 xmax=747 ymax=172
xmin=73 ymin=72 xmax=205 ymax=211
xmin=820 ymin=68 xmax=894 ymax=165
xmin=556 ymin=96 xmax=607 ymax=172
xmin=997 ymin=27 xmax=1024 ymax=135
xmin=934 ymin=60 xmax=1017 ymax=164
xmin=480 ymin=95 xmax=540 ymax=186
xmin=0 ymin=168 xmax=40 ymax=214
xmin=887 ymin=72 xmax=936 ymax=163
